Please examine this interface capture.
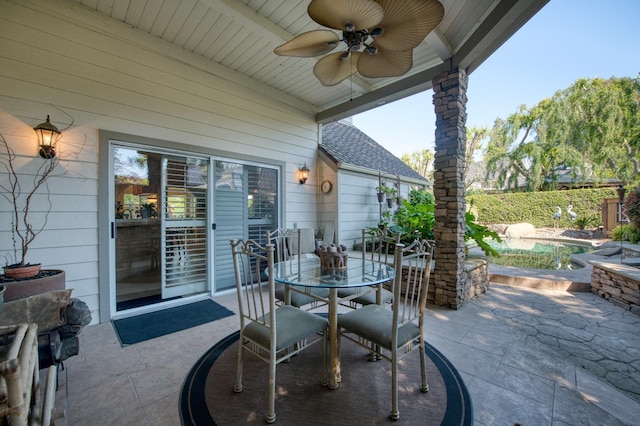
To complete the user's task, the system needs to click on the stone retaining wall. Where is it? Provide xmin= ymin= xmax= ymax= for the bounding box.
xmin=590 ymin=261 xmax=640 ymax=315
xmin=394 ymin=259 xmax=489 ymax=306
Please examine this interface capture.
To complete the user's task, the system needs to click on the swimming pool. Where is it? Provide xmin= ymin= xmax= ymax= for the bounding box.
xmin=475 ymin=238 xmax=594 ymax=270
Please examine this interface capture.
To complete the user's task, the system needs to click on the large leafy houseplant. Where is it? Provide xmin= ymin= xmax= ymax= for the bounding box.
xmin=0 ymin=134 xmax=59 ymax=278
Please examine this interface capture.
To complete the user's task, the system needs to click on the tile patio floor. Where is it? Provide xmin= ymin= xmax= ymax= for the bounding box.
xmin=53 ymin=283 xmax=640 ymax=425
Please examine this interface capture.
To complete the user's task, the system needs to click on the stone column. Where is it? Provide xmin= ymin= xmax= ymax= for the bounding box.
xmin=432 ymin=67 xmax=468 ymax=309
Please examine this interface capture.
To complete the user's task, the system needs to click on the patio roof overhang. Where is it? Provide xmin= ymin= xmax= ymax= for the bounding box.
xmin=69 ymin=0 xmax=549 ymax=123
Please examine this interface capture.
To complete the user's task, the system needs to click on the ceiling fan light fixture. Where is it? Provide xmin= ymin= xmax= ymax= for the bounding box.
xmin=276 ymin=0 xmax=444 ymax=85
xmin=357 ymin=45 xmax=412 ymax=78
xmin=372 ymin=0 xmax=444 ymax=52
xmin=274 ymin=30 xmax=339 ymax=57
xmin=314 ymin=51 xmax=360 ymax=86
xmin=308 ymin=0 xmax=384 ymax=32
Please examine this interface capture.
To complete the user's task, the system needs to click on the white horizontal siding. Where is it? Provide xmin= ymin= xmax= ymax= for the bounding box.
xmin=337 ymin=171 xmax=382 ymax=248
xmin=0 ymin=0 xmax=321 ymax=322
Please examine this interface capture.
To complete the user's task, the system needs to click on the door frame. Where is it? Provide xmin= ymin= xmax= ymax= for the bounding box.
xmin=107 ymin=142 xmax=213 ymax=320
xmin=97 ymin=130 xmax=286 ymax=322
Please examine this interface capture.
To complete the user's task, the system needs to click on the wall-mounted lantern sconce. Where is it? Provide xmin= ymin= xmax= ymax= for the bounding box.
xmin=298 ymin=163 xmax=310 ymax=184
xmin=33 ymin=115 xmax=61 ymax=159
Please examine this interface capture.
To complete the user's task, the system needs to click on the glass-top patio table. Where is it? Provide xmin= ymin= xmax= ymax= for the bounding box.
xmin=272 ymin=257 xmax=395 ymax=389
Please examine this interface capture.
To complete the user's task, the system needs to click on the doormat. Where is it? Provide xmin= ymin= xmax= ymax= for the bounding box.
xmin=112 ymin=300 xmax=234 ymax=347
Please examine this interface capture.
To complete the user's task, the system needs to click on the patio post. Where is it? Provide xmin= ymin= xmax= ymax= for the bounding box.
xmin=432 ymin=67 xmax=468 ymax=309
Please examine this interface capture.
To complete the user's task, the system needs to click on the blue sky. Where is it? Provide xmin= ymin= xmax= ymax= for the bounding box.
xmin=352 ymin=0 xmax=640 ymax=157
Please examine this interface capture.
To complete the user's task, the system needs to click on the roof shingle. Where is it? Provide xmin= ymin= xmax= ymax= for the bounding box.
xmin=320 ymin=121 xmax=427 ymax=182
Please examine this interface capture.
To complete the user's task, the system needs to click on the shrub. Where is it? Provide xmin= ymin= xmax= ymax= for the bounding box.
xmin=624 ymin=187 xmax=640 ymax=230
xmin=574 ymin=214 xmax=599 ymax=230
xmin=467 ymin=188 xmax=615 ymax=228
xmin=390 ymin=189 xmax=501 ymax=257
xmin=611 ymin=224 xmax=640 ymax=243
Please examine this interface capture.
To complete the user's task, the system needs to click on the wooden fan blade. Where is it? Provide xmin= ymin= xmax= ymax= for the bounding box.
xmin=357 ymin=45 xmax=412 ymax=78
xmin=308 ymin=0 xmax=383 ymax=31
xmin=373 ymin=0 xmax=444 ymax=51
xmin=313 ymin=51 xmax=361 ymax=86
xmin=274 ymin=30 xmax=340 ymax=57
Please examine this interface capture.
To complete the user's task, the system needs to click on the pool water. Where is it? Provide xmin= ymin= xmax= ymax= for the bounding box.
xmin=480 ymin=238 xmax=593 ymax=270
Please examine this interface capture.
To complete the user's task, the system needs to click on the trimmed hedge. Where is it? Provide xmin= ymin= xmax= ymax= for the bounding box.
xmin=467 ymin=188 xmax=618 ymax=228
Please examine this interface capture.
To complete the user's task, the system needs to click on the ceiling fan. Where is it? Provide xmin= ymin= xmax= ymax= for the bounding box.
xmin=274 ymin=0 xmax=445 ymax=86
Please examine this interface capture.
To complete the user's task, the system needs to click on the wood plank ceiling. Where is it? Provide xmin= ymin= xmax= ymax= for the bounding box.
xmin=70 ymin=0 xmax=549 ymax=122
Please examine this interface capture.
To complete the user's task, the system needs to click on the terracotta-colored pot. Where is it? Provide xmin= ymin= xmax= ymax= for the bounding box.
xmin=3 ymin=264 xmax=41 ymax=279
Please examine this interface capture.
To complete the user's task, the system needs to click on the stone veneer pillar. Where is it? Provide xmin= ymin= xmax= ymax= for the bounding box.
xmin=432 ymin=67 xmax=468 ymax=309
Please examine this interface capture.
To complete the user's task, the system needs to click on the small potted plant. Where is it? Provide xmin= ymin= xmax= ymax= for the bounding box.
xmin=376 ymin=185 xmax=398 ymax=208
xmin=141 ymin=202 xmax=156 ymax=219
xmin=375 ymin=185 xmax=386 ymax=203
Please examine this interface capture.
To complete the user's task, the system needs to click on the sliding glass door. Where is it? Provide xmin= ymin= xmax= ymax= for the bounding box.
xmin=111 ymin=143 xmax=279 ymax=313
xmin=213 ymin=161 xmax=278 ymax=292
xmin=113 ymin=147 xmax=209 ymax=310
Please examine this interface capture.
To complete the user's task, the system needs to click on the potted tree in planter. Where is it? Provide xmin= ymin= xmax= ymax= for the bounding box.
xmin=0 ymin=131 xmax=66 ymax=301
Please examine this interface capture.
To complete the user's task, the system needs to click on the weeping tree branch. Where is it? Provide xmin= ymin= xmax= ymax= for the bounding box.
xmin=0 ymin=134 xmax=59 ymax=266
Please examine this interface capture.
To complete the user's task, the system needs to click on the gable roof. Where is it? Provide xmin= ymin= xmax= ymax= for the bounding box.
xmin=320 ymin=121 xmax=428 ymax=183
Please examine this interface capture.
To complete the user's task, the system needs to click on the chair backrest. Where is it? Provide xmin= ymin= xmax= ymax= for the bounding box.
xmin=267 ymin=227 xmax=317 ymax=261
xmin=230 ymin=239 xmax=276 ymax=333
xmin=392 ymin=239 xmax=435 ymax=328
xmin=362 ymin=227 xmax=401 ymax=265
xmin=320 ymin=223 xmax=335 ymax=246
xmin=266 ymin=228 xmax=294 ymax=262
xmin=288 ymin=228 xmax=316 ymax=257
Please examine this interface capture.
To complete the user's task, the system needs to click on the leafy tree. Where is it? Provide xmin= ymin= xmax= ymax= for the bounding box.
xmin=483 ymin=76 xmax=640 ymax=191
xmin=465 ymin=127 xmax=488 ymax=191
xmin=544 ymin=76 xmax=640 ymax=183
xmin=400 ymin=128 xmax=487 ymax=190
xmin=400 ymin=149 xmax=434 ymax=180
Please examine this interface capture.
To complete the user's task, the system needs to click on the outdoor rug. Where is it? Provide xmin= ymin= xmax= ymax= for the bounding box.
xmin=180 ymin=331 xmax=473 ymax=425
xmin=112 ymin=300 xmax=234 ymax=346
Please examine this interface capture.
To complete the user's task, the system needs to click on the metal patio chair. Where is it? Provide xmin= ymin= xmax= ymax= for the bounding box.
xmin=268 ymin=228 xmax=329 ymax=309
xmin=337 ymin=228 xmax=399 ymax=307
xmin=338 ymin=239 xmax=435 ymax=420
xmin=230 ymin=239 xmax=328 ymax=424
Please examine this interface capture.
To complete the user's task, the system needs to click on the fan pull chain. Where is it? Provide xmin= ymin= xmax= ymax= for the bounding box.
xmin=350 ymin=54 xmax=354 ymax=101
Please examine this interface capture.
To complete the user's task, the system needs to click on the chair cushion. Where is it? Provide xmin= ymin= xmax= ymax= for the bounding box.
xmin=337 ymin=286 xmax=392 ymax=306
xmin=351 ymin=287 xmax=393 ymax=306
xmin=244 ymin=306 xmax=327 ymax=351
xmin=338 ymin=305 xmax=420 ymax=350
xmin=275 ymin=285 xmax=329 ymax=308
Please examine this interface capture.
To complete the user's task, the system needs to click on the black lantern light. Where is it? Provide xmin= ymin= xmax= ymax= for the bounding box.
xmin=33 ymin=115 xmax=61 ymax=159
xmin=298 ymin=163 xmax=310 ymax=184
